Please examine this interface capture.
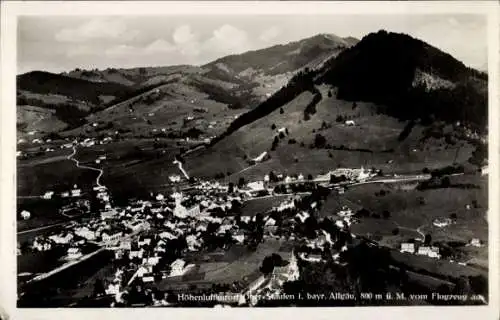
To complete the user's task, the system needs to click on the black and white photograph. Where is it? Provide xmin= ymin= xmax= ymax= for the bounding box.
xmin=1 ymin=1 xmax=499 ymax=318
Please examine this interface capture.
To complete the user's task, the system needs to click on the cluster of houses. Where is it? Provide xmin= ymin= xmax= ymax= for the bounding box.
xmin=22 ymin=158 xmax=467 ymax=307
xmin=316 ymin=166 xmax=375 ymax=183
xmin=92 ymin=178 xmax=352 ymax=305
xmin=400 ymin=243 xmax=441 ymax=259
xmin=40 ymin=184 xmax=82 ymax=200
xmin=433 ymin=217 xmax=454 ymax=228
xmin=29 ymin=229 xmax=91 ymax=262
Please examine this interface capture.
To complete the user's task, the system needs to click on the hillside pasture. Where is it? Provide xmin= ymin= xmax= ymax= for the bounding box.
xmin=17 ymin=156 xmax=98 ymax=197
xmin=323 ymin=175 xmax=488 ymax=258
xmin=17 ymin=106 xmax=68 ymax=137
xmin=187 ymin=84 xmax=475 ymax=185
xmin=79 ymin=80 xmax=243 ymax=139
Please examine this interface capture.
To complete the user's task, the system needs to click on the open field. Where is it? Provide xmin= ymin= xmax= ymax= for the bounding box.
xmin=322 ymin=174 xmax=488 ymax=266
xmin=241 ymin=194 xmax=298 ymax=217
xmin=155 ymin=239 xmax=284 ymax=291
xmin=18 ymin=250 xmax=114 ymax=307
xmin=17 ymin=139 xmax=186 ymax=203
xmin=342 ymin=174 xmax=487 ymax=232
xmin=390 ymin=250 xmax=487 ymax=279
xmin=17 ymin=248 xmax=67 ymax=277
xmin=203 ymin=239 xmax=283 ymax=282
xmin=17 ymin=197 xmax=77 ymax=233
xmin=17 ymin=155 xmax=98 ymax=197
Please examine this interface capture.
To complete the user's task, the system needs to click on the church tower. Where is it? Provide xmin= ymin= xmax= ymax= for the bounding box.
xmin=288 ymin=250 xmax=300 ymax=281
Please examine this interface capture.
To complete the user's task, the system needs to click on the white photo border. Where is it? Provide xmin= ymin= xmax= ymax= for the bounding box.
xmin=1 ymin=1 xmax=499 ymax=320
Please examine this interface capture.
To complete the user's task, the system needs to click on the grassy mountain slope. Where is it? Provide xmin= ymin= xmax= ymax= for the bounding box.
xmin=183 ymin=85 xmax=475 ymax=182
xmin=34 ymin=33 xmax=356 ymax=140
xmin=16 ymin=71 xmax=137 ymax=136
xmin=202 ymin=34 xmax=357 ymax=103
xmin=183 ymin=31 xmax=486 ymax=182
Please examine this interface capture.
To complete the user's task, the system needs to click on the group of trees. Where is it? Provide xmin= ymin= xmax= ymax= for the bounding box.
xmin=271 ymin=132 xmax=286 ymax=151
xmin=417 ymin=176 xmax=451 ymax=190
xmin=18 ymin=95 xmax=90 ymax=129
xmin=329 ymin=174 xmax=347 ymax=184
xmin=430 ymin=164 xmax=465 ymax=177
xmin=469 ymin=142 xmax=487 ymax=167
xmin=303 ymin=87 xmax=322 ymax=121
xmin=260 ymin=253 xmax=286 ymax=275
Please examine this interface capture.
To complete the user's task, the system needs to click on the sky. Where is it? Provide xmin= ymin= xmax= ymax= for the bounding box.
xmin=17 ymin=14 xmax=488 ymax=74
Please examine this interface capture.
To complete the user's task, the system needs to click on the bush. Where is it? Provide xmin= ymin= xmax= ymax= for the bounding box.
xmin=431 ymin=164 xmax=464 ymax=177
xmin=238 ymin=177 xmax=246 ymax=188
xmin=440 ymin=176 xmax=451 ymax=188
xmin=280 ymin=108 xmax=284 ymax=114
xmin=288 ymin=139 xmax=297 ymax=144
xmin=271 ymin=136 xmax=279 ymax=151
xmin=424 ymin=234 xmax=432 ymax=245
xmin=314 ymin=133 xmax=327 ymax=148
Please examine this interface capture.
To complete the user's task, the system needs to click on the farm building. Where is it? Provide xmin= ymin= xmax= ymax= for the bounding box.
xmin=400 ymin=243 xmax=415 ymax=254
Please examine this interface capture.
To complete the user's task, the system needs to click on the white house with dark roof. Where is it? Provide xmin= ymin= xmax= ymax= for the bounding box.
xmin=417 ymin=246 xmax=440 ymax=259
xmin=400 ymin=243 xmax=415 ymax=254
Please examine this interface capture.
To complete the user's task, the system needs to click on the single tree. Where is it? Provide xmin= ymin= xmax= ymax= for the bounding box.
xmin=424 ymin=234 xmax=432 ymax=245
xmin=441 ymin=176 xmax=451 ymax=188
xmin=238 ymin=177 xmax=246 ymax=188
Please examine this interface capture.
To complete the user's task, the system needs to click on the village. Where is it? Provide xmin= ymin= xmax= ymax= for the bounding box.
xmin=17 ymin=138 xmax=401 ymax=307
xmin=17 ymin=137 xmax=486 ymax=307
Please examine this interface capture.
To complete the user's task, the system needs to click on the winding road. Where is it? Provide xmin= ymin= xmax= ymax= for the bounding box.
xmin=18 ymin=146 xmax=105 ymax=235
xmin=67 ymin=146 xmax=104 ymax=188
xmin=394 ymin=223 xmax=426 ymax=241
xmin=173 ymin=158 xmax=190 ymax=180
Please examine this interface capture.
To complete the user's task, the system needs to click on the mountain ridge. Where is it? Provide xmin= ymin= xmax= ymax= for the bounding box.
xmin=17 ymin=33 xmax=357 ymax=138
